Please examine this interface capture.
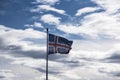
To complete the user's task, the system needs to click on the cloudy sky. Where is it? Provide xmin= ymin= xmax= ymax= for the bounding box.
xmin=1 ymin=0 xmax=120 ymax=80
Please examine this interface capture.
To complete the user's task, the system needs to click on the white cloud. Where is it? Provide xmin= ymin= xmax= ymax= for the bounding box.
xmin=25 ymin=22 xmax=43 ymax=28
xmin=0 ymin=25 xmax=12 ymax=31
xmin=31 ymin=5 xmax=66 ymax=15
xmin=0 ymin=70 xmax=15 ymax=79
xmin=24 ymin=24 xmax=33 ymax=27
xmin=58 ymin=12 xmax=120 ymax=39
xmin=41 ymin=14 xmax=61 ymax=25
xmin=79 ymin=12 xmax=120 ymax=39
xmin=56 ymin=0 xmax=120 ymax=40
xmin=76 ymin=7 xmax=100 ymax=16
xmin=70 ymin=40 xmax=120 ymax=59
xmin=0 ymin=25 xmax=46 ymax=51
xmin=91 ymin=0 xmax=120 ymax=14
xmin=1 ymin=52 xmax=119 ymax=80
xmin=36 ymin=0 xmax=59 ymax=5
xmin=1 ymin=29 xmax=120 ymax=80
xmin=1 ymin=1 xmax=120 ymax=79
xmin=0 ymin=55 xmax=43 ymax=80
xmin=58 ymin=24 xmax=80 ymax=34
xmin=34 ymin=22 xmax=43 ymax=28
xmin=39 ymin=5 xmax=66 ymax=15
xmin=0 ymin=27 xmax=45 ymax=40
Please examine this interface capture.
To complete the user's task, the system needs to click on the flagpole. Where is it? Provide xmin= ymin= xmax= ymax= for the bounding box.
xmin=46 ymin=28 xmax=49 ymax=80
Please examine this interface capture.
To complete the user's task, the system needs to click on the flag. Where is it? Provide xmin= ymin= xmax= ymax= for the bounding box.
xmin=48 ymin=34 xmax=73 ymax=54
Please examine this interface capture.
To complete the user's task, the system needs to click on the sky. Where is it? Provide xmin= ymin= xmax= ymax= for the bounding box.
xmin=1 ymin=0 xmax=120 ymax=80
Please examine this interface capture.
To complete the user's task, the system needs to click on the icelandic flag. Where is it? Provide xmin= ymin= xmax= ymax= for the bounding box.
xmin=48 ymin=34 xmax=73 ymax=54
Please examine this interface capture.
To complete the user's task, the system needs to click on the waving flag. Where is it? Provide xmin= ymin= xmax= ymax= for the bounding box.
xmin=48 ymin=34 xmax=73 ymax=54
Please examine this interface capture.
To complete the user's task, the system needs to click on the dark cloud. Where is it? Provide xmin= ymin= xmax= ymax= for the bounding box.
xmin=36 ymin=67 xmax=61 ymax=75
xmin=98 ymin=67 xmax=120 ymax=79
xmin=99 ymin=53 xmax=120 ymax=78
xmin=11 ymin=49 xmax=46 ymax=59
xmin=0 ymin=76 xmax=5 ymax=79
xmin=48 ymin=54 xmax=68 ymax=60
xmin=104 ymin=52 xmax=120 ymax=63
xmin=0 ymin=37 xmax=67 ymax=60
xmin=0 ymin=38 xmax=8 ymax=50
xmin=112 ymin=72 xmax=120 ymax=77
xmin=57 ymin=59 xmax=84 ymax=67
xmin=9 ymin=46 xmax=69 ymax=60
xmin=0 ymin=38 xmax=46 ymax=59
